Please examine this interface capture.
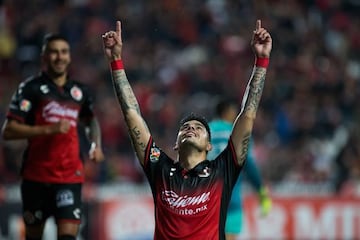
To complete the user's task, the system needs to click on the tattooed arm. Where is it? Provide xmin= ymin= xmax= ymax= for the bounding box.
xmin=102 ymin=21 xmax=150 ymax=165
xmin=230 ymin=20 xmax=272 ymax=166
xmin=87 ymin=117 xmax=105 ymax=163
xmin=112 ymin=69 xmax=150 ymax=165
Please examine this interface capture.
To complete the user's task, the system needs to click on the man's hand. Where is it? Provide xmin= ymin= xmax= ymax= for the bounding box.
xmin=258 ymin=186 xmax=272 ymax=217
xmin=89 ymin=142 xmax=105 ymax=163
xmin=48 ymin=119 xmax=71 ymax=134
xmin=102 ymin=20 xmax=123 ymax=61
xmin=251 ymin=20 xmax=272 ymax=58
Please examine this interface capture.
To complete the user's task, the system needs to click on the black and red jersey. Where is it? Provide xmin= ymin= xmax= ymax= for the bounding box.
xmin=143 ymin=137 xmax=242 ymax=240
xmin=6 ymin=72 xmax=95 ymax=183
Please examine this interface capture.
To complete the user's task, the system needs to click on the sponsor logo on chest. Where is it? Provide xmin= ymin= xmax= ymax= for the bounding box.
xmin=42 ymin=101 xmax=79 ymax=126
xmin=161 ymin=190 xmax=210 ymax=215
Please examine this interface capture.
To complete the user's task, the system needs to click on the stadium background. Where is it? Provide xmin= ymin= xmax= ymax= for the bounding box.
xmin=0 ymin=0 xmax=359 ymax=239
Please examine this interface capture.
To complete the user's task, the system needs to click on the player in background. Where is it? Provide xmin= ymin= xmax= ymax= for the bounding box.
xmin=1 ymin=33 xmax=104 ymax=240
xmin=208 ymin=97 xmax=272 ymax=240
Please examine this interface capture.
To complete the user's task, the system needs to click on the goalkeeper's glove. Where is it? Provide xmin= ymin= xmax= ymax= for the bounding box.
xmin=258 ymin=186 xmax=272 ymax=217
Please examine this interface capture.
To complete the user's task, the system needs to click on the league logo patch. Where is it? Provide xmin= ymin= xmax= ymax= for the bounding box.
xmin=70 ymin=86 xmax=83 ymax=101
xmin=19 ymin=99 xmax=31 ymax=112
xmin=150 ymin=147 xmax=161 ymax=162
xmin=56 ymin=190 xmax=74 ymax=207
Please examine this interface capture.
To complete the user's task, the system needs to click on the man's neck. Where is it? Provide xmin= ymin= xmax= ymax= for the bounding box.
xmin=49 ymin=73 xmax=67 ymax=87
xmin=178 ymin=151 xmax=207 ymax=170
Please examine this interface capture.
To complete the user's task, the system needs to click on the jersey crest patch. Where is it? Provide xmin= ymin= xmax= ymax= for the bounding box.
xmin=71 ymin=86 xmax=83 ymax=101
xmin=19 ymin=99 xmax=32 ymax=112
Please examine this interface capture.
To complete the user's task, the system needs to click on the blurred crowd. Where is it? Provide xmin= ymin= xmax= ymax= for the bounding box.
xmin=0 ymin=0 xmax=359 ymax=194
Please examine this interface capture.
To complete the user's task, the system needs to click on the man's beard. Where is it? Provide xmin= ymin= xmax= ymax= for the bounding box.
xmin=48 ymin=66 xmax=67 ymax=77
xmin=180 ymin=138 xmax=202 ymax=152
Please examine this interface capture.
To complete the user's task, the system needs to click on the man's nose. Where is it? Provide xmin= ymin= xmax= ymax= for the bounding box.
xmin=188 ymin=124 xmax=196 ymax=130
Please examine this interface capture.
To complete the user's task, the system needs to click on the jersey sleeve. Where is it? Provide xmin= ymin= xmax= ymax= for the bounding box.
xmin=214 ymin=139 xmax=243 ymax=189
xmin=243 ymin=139 xmax=263 ymax=191
xmin=142 ymin=137 xmax=170 ymax=186
xmin=6 ymin=80 xmax=37 ymax=123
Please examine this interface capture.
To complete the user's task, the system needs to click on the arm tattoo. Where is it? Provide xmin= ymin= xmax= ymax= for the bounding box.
xmin=239 ymin=133 xmax=251 ymax=165
xmin=130 ymin=126 xmax=147 ymax=151
xmin=112 ymin=70 xmax=140 ymax=114
xmin=89 ymin=118 xmax=101 ymax=145
xmin=241 ymin=67 xmax=266 ymax=118
xmin=112 ymin=70 xmax=149 ymax=154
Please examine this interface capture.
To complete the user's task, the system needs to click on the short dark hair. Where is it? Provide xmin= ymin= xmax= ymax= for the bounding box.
xmin=41 ymin=33 xmax=69 ymax=53
xmin=215 ymin=97 xmax=237 ymax=117
xmin=179 ymin=112 xmax=211 ymax=141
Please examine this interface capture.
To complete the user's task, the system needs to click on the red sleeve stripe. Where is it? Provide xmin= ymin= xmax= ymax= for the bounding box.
xmin=228 ymin=139 xmax=240 ymax=167
xmin=6 ymin=113 xmax=25 ymax=123
xmin=143 ymin=136 xmax=153 ymax=167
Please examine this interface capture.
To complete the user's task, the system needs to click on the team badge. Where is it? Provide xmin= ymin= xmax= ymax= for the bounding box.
xmin=70 ymin=86 xmax=83 ymax=101
xmin=19 ymin=99 xmax=32 ymax=112
xmin=150 ymin=147 xmax=161 ymax=162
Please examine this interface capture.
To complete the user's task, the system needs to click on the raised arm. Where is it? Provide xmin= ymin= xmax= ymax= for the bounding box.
xmin=230 ymin=20 xmax=272 ymax=166
xmin=102 ymin=21 xmax=150 ymax=165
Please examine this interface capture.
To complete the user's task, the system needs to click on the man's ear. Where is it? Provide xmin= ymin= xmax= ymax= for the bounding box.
xmin=206 ymin=142 xmax=212 ymax=152
xmin=173 ymin=142 xmax=178 ymax=151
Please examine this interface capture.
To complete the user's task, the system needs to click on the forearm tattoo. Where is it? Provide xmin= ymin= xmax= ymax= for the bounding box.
xmin=242 ymin=67 xmax=266 ymax=118
xmin=112 ymin=71 xmax=140 ymax=114
xmin=239 ymin=133 xmax=251 ymax=165
xmin=130 ymin=126 xmax=147 ymax=151
xmin=89 ymin=118 xmax=101 ymax=144
xmin=112 ymin=70 xmax=148 ymax=153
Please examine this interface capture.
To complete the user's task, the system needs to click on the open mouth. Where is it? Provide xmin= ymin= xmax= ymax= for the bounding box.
xmin=181 ymin=133 xmax=196 ymax=143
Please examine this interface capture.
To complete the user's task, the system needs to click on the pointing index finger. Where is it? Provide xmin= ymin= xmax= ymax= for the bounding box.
xmin=116 ymin=20 xmax=122 ymax=38
xmin=256 ymin=19 xmax=261 ymax=31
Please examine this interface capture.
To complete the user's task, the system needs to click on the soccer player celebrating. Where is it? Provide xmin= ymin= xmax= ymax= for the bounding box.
xmin=102 ymin=19 xmax=272 ymax=239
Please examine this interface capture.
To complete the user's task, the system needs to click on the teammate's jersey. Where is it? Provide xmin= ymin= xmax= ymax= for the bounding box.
xmin=207 ymin=120 xmax=233 ymax=160
xmin=208 ymin=119 xmax=262 ymax=211
xmin=143 ymin=137 xmax=242 ymax=240
xmin=5 ymin=72 xmax=95 ymax=183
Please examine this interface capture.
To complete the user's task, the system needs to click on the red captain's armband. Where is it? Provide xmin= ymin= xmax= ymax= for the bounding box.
xmin=111 ymin=60 xmax=124 ymax=71
xmin=255 ymin=57 xmax=269 ymax=68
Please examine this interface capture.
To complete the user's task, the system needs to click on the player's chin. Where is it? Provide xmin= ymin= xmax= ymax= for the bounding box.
xmin=51 ymin=66 xmax=68 ymax=75
xmin=181 ymin=136 xmax=195 ymax=144
xmin=180 ymin=138 xmax=200 ymax=148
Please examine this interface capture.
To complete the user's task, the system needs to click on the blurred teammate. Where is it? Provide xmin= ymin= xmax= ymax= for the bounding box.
xmin=1 ymin=33 xmax=104 ymax=240
xmin=208 ymin=98 xmax=272 ymax=240
xmin=102 ymin=19 xmax=272 ymax=239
